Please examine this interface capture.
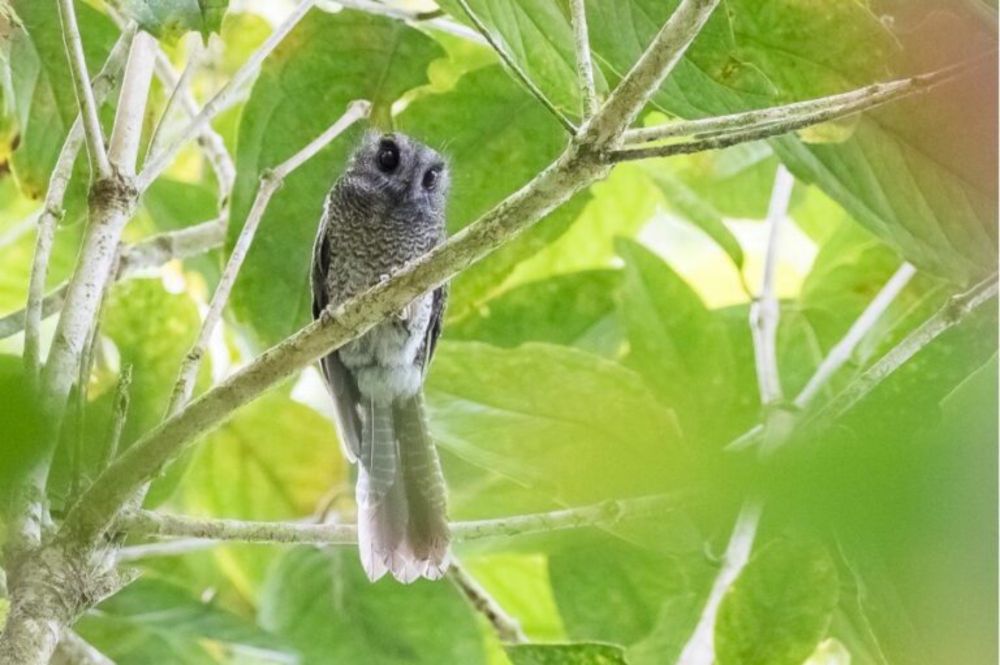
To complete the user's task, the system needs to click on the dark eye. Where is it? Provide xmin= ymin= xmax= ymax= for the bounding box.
xmin=422 ymin=168 xmax=440 ymax=190
xmin=376 ymin=141 xmax=399 ymax=173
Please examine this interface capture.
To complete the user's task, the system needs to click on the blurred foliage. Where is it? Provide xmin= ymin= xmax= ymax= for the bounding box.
xmin=0 ymin=1 xmax=995 ymax=665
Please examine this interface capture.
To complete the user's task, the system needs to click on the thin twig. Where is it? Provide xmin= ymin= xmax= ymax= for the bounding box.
xmin=810 ymin=274 xmax=998 ymax=425
xmin=608 ymin=64 xmax=973 ymax=162
xmin=449 ymin=560 xmax=527 ymax=644
xmin=99 ymin=365 xmax=133 ymax=469
xmin=727 ymin=262 xmax=919 ymax=452
xmin=146 ymin=38 xmax=202 ymax=164
xmin=796 ymin=263 xmax=917 ymax=407
xmin=118 ymin=494 xmax=678 ymax=544
xmin=163 ymin=100 xmax=370 ymax=417
xmin=453 ymin=0 xmax=576 ymax=134
xmin=137 ymin=0 xmax=319 ymax=191
xmin=569 ymin=0 xmax=598 ymax=118
xmin=55 ymin=0 xmax=111 ymax=178
xmin=1 ymin=218 xmax=227 ymax=340
xmin=676 ymin=501 xmax=762 ymax=665
xmin=677 ymin=165 xmax=794 ymax=665
xmin=750 ymin=164 xmax=793 ymax=407
xmin=622 ymin=59 xmax=978 ymax=144
xmin=23 ymin=28 xmax=134 ymax=381
xmin=580 ymin=0 xmax=721 ymax=145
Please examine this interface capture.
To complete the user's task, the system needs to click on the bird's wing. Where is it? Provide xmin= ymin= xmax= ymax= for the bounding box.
xmin=418 ymin=285 xmax=447 ymax=376
xmin=312 ymin=220 xmax=363 ymax=462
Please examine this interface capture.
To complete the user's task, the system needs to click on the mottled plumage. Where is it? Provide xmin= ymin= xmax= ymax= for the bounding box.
xmin=311 ymin=132 xmax=450 ymax=583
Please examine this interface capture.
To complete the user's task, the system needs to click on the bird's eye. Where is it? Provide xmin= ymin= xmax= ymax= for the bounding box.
xmin=376 ymin=141 xmax=400 ymax=173
xmin=422 ymin=168 xmax=440 ymax=190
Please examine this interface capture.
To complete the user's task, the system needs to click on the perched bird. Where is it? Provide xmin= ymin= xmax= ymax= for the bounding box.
xmin=311 ymin=132 xmax=450 ymax=582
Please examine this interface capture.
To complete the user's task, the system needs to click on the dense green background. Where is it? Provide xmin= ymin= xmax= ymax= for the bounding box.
xmin=0 ymin=1 xmax=996 ymax=664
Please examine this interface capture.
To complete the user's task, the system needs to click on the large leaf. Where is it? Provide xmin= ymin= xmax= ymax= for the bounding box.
xmin=506 ymin=643 xmax=630 ymax=665
xmin=615 ymin=239 xmax=737 ymax=445
xmin=448 ymin=269 xmax=622 ymax=357
xmin=398 ymin=64 xmax=588 ymax=320
xmin=228 ymin=9 xmax=444 ymax=345
xmin=8 ymin=0 xmax=116 ymax=202
xmin=548 ymin=533 xmax=713 ymax=662
xmin=118 ymin=0 xmax=229 ymax=40
xmin=78 ymin=577 xmax=295 ymax=664
xmin=715 ymin=539 xmax=840 ymax=665
xmin=259 ymin=546 xmax=486 ymax=665
xmin=426 ymin=341 xmax=685 ymax=510
xmin=176 ymin=390 xmax=346 ymax=594
xmin=436 ymin=0 xmax=609 ymax=118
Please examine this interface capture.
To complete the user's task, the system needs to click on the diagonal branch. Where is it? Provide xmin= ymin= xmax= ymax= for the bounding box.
xmin=677 ymin=164 xmax=794 ymax=665
xmin=137 ymin=0 xmax=318 ymax=191
xmin=580 ymin=0 xmax=720 ymax=145
xmin=608 ymin=62 xmax=978 ymax=162
xmin=55 ymin=0 xmax=111 ymax=179
xmin=569 ymin=0 xmax=598 ymax=118
xmin=453 ymin=0 xmax=576 ymax=134
xmin=329 ymin=0 xmax=485 ymax=43
xmin=163 ymin=100 xmax=370 ymax=417
xmin=0 ymin=218 xmax=228 ymax=341
xmin=23 ymin=27 xmax=135 ymax=381
xmin=622 ymin=62 xmax=968 ymax=145
xmin=449 ymin=561 xmax=527 ymax=644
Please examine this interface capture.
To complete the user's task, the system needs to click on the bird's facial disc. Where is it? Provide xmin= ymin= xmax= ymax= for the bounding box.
xmin=350 ymin=133 xmax=449 ymax=211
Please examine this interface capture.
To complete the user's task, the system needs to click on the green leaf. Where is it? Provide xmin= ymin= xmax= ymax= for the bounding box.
xmin=715 ymin=539 xmax=840 ymax=665
xmin=506 ymin=643 xmax=631 ymax=665
xmin=436 ymin=0 xmax=609 ymax=118
xmin=176 ymin=391 xmax=346 ymax=593
xmin=548 ymin=533 xmax=713 ymax=658
xmin=259 ymin=546 xmax=486 ymax=665
xmin=8 ymin=0 xmax=117 ymax=202
xmin=91 ymin=577 xmax=293 ymax=657
xmin=647 ymin=169 xmax=744 ymax=270
xmin=508 ymin=163 xmax=659 ymax=287
xmin=615 ymin=238 xmax=737 ymax=445
xmin=228 ymin=9 xmax=444 ymax=346
xmin=398 ymin=65 xmax=589 ymax=319
xmin=0 ymin=354 xmax=44 ymax=501
xmin=426 ymin=341 xmax=685 ymax=509
xmin=118 ymin=0 xmax=230 ymax=41
xmin=448 ymin=270 xmax=623 ymax=357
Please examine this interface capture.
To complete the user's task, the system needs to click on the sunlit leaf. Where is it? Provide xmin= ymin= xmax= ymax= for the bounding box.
xmin=506 ymin=642 xmax=630 ymax=665
xmin=118 ymin=0 xmax=230 ymax=41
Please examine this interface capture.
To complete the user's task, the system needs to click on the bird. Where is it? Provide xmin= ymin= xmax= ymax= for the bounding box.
xmin=311 ymin=131 xmax=451 ymax=583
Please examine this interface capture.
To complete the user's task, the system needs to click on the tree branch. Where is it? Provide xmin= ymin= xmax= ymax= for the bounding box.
xmin=55 ymin=0 xmax=111 ymax=179
xmin=117 ymin=494 xmax=678 ymax=545
xmin=622 ymin=59 xmax=976 ymax=145
xmin=810 ymin=273 xmax=998 ymax=425
xmin=676 ymin=500 xmax=762 ymax=665
xmin=569 ymin=0 xmax=598 ymax=118
xmin=751 ymin=164 xmax=793 ymax=407
xmin=453 ymin=0 xmax=576 ymax=134
xmin=52 ymin=631 xmax=113 ymax=665
xmin=608 ymin=63 xmax=975 ymax=162
xmin=727 ymin=262 xmax=918 ymax=451
xmin=136 ymin=0 xmax=318 ymax=191
xmin=0 ymin=218 xmax=227 ymax=341
xmin=449 ymin=561 xmax=527 ymax=644
xmin=580 ymin=0 xmax=720 ymax=146
xmin=164 ymin=100 xmax=370 ymax=417
xmin=145 ymin=39 xmax=201 ymax=165
xmin=23 ymin=28 xmax=135 ymax=381
xmin=677 ymin=165 xmax=793 ymax=665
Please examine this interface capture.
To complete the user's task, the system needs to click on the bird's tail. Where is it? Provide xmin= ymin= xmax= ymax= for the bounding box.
xmin=356 ymin=392 xmax=450 ymax=582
